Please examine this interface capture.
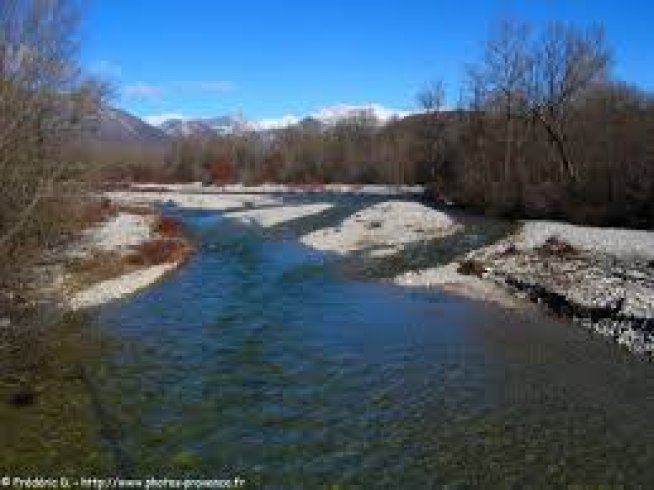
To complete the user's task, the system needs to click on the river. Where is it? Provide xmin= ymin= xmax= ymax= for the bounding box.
xmin=2 ymin=196 xmax=654 ymax=487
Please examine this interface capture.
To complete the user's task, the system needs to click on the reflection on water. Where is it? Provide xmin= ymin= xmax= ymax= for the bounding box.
xmin=2 ymin=200 xmax=653 ymax=487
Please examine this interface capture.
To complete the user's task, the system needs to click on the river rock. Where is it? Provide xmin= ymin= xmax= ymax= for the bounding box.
xmin=474 ymin=241 xmax=654 ymax=358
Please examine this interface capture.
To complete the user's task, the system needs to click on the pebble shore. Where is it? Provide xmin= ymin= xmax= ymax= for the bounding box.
xmin=476 ymin=240 xmax=654 ymax=357
xmin=399 ymin=221 xmax=654 ymax=358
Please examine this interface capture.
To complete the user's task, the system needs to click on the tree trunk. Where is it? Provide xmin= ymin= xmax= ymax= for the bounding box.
xmin=533 ymin=108 xmax=577 ymax=183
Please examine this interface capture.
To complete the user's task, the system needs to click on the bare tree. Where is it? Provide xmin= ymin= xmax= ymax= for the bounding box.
xmin=0 ymin=0 xmax=103 ymax=275
xmin=417 ymin=80 xmax=445 ymax=113
xmin=529 ymin=21 xmax=610 ymax=182
xmin=475 ymin=20 xmax=532 ymax=182
xmin=465 ymin=20 xmax=610 ymax=184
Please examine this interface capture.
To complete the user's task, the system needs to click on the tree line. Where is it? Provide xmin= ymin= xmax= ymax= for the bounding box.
xmin=104 ymin=20 xmax=652 ymax=227
xmin=449 ymin=20 xmax=653 ymax=227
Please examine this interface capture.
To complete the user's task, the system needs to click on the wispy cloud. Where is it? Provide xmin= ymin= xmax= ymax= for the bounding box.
xmin=123 ymin=82 xmax=162 ymax=99
xmin=122 ymin=79 xmax=234 ymax=100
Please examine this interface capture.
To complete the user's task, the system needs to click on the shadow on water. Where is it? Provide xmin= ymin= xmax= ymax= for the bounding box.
xmin=2 ymin=200 xmax=654 ymax=488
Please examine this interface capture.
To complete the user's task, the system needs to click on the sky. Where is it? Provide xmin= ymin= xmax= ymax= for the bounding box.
xmin=81 ymin=0 xmax=654 ymax=125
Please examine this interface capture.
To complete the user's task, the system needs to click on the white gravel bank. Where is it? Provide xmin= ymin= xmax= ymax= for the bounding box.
xmin=69 ymin=263 xmax=177 ymax=310
xmin=65 ymin=212 xmax=155 ymax=262
xmin=301 ymin=200 xmax=461 ymax=256
xmin=82 ymin=213 xmax=154 ymax=253
xmin=227 ymin=203 xmax=333 ymax=228
xmin=515 ymin=221 xmax=654 ymax=260
xmin=395 ymin=263 xmax=523 ymax=308
xmin=394 ymin=220 xmax=654 ymax=306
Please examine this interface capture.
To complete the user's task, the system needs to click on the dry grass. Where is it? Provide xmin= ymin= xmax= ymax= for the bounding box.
xmin=126 ymin=239 xmax=193 ymax=266
xmin=63 ymin=207 xmax=193 ymax=298
xmin=64 ymin=251 xmax=140 ymax=293
xmin=97 ymin=181 xmax=132 ymax=192
xmin=152 ymin=215 xmax=185 ymax=238
xmin=114 ymin=204 xmax=156 ymax=216
xmin=64 ymin=238 xmax=192 ymax=294
xmin=79 ymin=197 xmax=117 ymax=226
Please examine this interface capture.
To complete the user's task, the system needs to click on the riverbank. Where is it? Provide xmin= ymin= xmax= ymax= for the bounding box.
xmin=396 ymin=221 xmax=654 ymax=358
xmin=59 ymin=184 xmax=654 ymax=357
xmin=59 ymin=196 xmax=654 ymax=486
xmin=61 ymin=203 xmax=192 ymax=310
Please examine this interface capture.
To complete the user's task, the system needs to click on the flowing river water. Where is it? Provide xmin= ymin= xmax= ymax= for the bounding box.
xmin=2 ymin=195 xmax=654 ymax=488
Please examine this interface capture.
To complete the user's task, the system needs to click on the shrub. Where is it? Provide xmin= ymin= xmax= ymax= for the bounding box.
xmin=114 ymin=204 xmax=156 ymax=216
xmin=536 ymin=237 xmax=577 ymax=257
xmin=80 ymin=198 xmax=117 ymax=225
xmin=127 ymin=239 xmax=192 ymax=266
xmin=457 ymin=259 xmax=486 ymax=277
xmin=153 ymin=215 xmax=184 ymax=238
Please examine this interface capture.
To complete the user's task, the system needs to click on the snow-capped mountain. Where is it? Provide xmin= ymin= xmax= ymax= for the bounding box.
xmin=160 ymin=114 xmax=253 ymax=137
xmin=251 ymin=104 xmax=413 ymax=130
xmin=160 ymin=119 xmax=216 ymax=138
xmin=151 ymin=104 xmax=414 ymax=137
xmin=311 ymin=104 xmax=413 ymax=124
xmin=79 ymin=104 xmax=415 ymax=147
xmin=203 ymin=114 xmax=253 ymax=134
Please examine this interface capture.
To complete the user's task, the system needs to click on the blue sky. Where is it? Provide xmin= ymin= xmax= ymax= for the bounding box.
xmin=81 ymin=0 xmax=654 ymax=124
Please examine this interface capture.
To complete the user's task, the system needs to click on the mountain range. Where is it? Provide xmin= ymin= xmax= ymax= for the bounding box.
xmin=159 ymin=114 xmax=253 ymax=137
xmin=84 ymin=104 xmax=414 ymax=147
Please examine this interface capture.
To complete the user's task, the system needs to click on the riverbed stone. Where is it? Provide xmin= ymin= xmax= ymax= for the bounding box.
xmin=472 ymin=240 xmax=654 ymax=358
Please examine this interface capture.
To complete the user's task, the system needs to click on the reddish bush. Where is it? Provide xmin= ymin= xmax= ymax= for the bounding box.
xmin=153 ymin=215 xmax=184 ymax=237
xmin=207 ymin=159 xmax=237 ymax=186
xmin=127 ymin=239 xmax=192 ymax=266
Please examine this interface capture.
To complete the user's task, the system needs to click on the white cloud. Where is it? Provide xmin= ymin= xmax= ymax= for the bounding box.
xmin=123 ymin=82 xmax=161 ymax=99
xmin=144 ymin=113 xmax=187 ymax=126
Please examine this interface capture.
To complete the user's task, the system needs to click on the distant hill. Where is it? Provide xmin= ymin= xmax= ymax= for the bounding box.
xmin=83 ymin=107 xmax=169 ymax=147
